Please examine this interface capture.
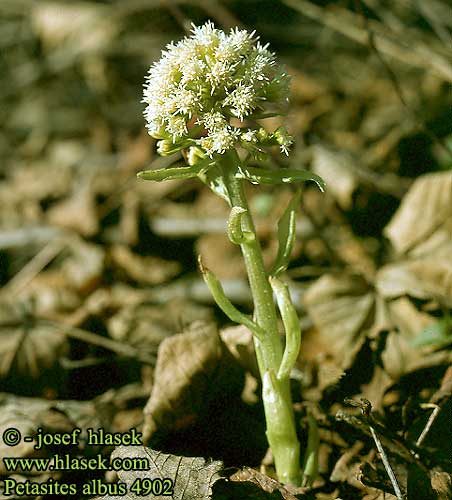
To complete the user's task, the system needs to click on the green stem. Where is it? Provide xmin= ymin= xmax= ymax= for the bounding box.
xmin=218 ymin=150 xmax=301 ymax=486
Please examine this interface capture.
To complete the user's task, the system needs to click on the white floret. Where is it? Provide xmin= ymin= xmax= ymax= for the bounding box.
xmin=223 ymin=83 xmax=257 ymax=120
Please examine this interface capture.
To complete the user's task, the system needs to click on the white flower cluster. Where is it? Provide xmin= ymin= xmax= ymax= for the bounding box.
xmin=143 ymin=22 xmax=292 ymax=158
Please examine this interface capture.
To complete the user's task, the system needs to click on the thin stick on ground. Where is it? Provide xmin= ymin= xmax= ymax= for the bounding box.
xmin=416 ymin=405 xmax=441 ymax=448
xmin=369 ymin=425 xmax=405 ymax=500
xmin=345 ymin=398 xmax=405 ymax=500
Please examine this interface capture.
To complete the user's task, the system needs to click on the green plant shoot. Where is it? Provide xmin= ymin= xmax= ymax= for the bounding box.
xmin=138 ymin=21 xmax=324 ymax=486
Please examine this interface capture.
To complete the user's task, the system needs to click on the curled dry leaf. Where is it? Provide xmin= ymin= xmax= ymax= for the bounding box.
xmin=329 ymin=441 xmax=364 ymax=488
xmin=376 ymin=251 xmax=452 ymax=307
xmin=143 ymin=321 xmax=241 ymax=442
xmin=15 ymin=272 xmax=82 ymax=317
xmin=98 ymin=446 xmax=223 ymax=500
xmin=382 ymin=298 xmax=445 ymax=379
xmin=196 ymin=234 xmax=244 ymax=279
xmin=230 ymin=467 xmax=307 ymax=499
xmin=11 ymin=162 xmax=72 ymax=202
xmin=431 ymin=471 xmax=452 ymax=500
xmin=301 ymin=271 xmax=448 ymax=400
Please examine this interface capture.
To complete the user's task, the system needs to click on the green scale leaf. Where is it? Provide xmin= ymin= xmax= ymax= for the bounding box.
xmin=271 ymin=189 xmax=301 ymax=276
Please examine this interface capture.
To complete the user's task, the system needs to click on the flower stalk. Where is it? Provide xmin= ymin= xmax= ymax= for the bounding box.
xmin=138 ymin=21 xmax=325 ymax=486
xmin=216 ymin=149 xmax=302 ymax=485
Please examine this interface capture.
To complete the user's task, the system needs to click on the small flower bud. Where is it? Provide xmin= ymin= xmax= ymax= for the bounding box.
xmin=187 ymin=146 xmax=207 ymax=166
xmin=273 ymin=127 xmax=293 ymax=156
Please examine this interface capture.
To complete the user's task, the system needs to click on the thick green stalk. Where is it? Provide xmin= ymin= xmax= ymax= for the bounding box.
xmin=218 ymin=150 xmax=301 ymax=486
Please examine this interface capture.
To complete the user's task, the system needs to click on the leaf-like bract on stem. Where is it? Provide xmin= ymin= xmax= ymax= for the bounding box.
xmin=271 ymin=189 xmax=301 ymax=276
xmin=227 ymin=206 xmax=255 ymax=245
xmin=235 ymin=164 xmax=326 ymax=191
xmin=137 ymin=159 xmax=212 ymax=182
xmin=198 ymin=257 xmax=265 ymax=340
xmin=269 ymin=277 xmax=301 ymax=381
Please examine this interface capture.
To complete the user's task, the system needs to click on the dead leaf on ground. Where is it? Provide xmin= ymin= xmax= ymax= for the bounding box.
xmin=196 ymin=234 xmax=244 ymax=279
xmin=384 ymin=171 xmax=452 ymax=255
xmin=0 ymin=400 xmax=41 ymax=475
xmin=382 ymin=330 xmax=448 ymax=381
xmin=329 ymin=441 xmax=364 ymax=488
xmin=0 ymin=392 xmax=109 ymax=475
xmin=32 ymin=1 xmax=117 ymax=55
xmin=0 ymin=300 xmax=68 ymax=379
xmin=220 ymin=325 xmax=259 ymax=379
xmin=110 ymin=245 xmax=181 ymax=285
xmin=230 ymin=467 xmax=308 ymax=499
xmin=61 ymin=237 xmax=105 ymax=293
xmin=47 ymin=182 xmax=99 ymax=237
xmin=98 ymin=446 xmax=224 ymax=500
xmin=311 ymin=144 xmax=358 ymax=210
xmin=143 ymin=321 xmax=241 ymax=442
xmin=107 ymin=299 xmax=213 ymax=351
xmin=302 ymin=273 xmax=375 ymax=388
xmin=359 ymin=365 xmax=393 ymax=412
xmin=378 ymin=172 xmax=452 ymax=307
xmin=431 ymin=471 xmax=452 ymax=500
xmin=20 ymin=275 xmax=81 ymax=317
xmin=376 ymin=251 xmax=452 ymax=307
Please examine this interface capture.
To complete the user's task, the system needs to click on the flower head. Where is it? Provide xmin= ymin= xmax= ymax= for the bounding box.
xmin=143 ymin=21 xmax=292 ymax=158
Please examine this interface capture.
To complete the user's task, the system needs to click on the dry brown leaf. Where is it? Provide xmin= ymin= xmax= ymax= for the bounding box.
xmin=220 ymin=325 xmax=259 ymax=378
xmin=376 ymin=251 xmax=452 ymax=306
xmin=97 ymin=446 xmax=223 ymax=500
xmin=110 ymin=245 xmax=181 ymax=285
xmin=329 ymin=441 xmax=364 ymax=488
xmin=108 ymin=299 xmax=213 ymax=350
xmin=0 ymin=402 xmax=41 ymax=475
xmin=303 ymin=273 xmax=374 ymax=376
xmin=47 ymin=184 xmax=99 ymax=237
xmin=11 ymin=162 xmax=72 ymax=202
xmin=382 ymin=298 xmax=443 ymax=379
xmin=311 ymin=145 xmax=357 ymax=209
xmin=431 ymin=471 xmax=452 ymax=500
xmin=143 ymin=321 xmax=229 ymax=441
xmin=196 ymin=233 xmax=244 ymax=279
xmin=61 ymin=237 xmax=105 ymax=293
xmin=0 ymin=301 xmax=68 ymax=379
xmin=384 ymin=171 xmax=452 ymax=255
xmin=359 ymin=365 xmax=393 ymax=412
xmin=0 ymin=393 xmax=108 ymax=475
xmin=230 ymin=467 xmax=307 ymax=499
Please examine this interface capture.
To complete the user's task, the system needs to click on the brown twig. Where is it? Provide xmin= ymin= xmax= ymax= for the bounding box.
xmin=344 ymin=398 xmax=405 ymax=500
xmin=42 ymin=320 xmax=156 ymax=365
xmin=2 ymin=237 xmax=67 ymax=296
